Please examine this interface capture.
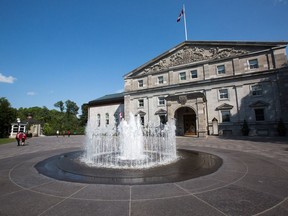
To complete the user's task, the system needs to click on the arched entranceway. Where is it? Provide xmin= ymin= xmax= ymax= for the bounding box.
xmin=174 ymin=107 xmax=197 ymax=136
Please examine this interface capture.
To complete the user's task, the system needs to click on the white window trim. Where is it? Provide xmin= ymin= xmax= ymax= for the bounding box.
xmin=158 ymin=97 xmax=165 ymax=106
xmin=218 ymin=89 xmax=229 ymax=100
xmin=190 ymin=70 xmax=198 ymax=79
xmin=179 ymin=72 xmax=187 ymax=81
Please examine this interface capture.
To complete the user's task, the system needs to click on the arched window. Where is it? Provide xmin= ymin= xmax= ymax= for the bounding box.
xmin=97 ymin=114 xmax=101 ymax=127
xmin=105 ymin=113 xmax=109 ymax=126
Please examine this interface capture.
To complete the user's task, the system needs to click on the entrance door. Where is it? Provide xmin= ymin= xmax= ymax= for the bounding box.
xmin=183 ymin=114 xmax=196 ymax=135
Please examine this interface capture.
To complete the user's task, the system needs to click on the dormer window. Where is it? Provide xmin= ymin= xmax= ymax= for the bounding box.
xmin=138 ymin=80 xmax=144 ymax=87
xmin=249 ymin=59 xmax=259 ymax=69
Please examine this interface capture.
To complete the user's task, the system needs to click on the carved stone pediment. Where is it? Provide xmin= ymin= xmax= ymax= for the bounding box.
xmin=139 ymin=45 xmax=254 ymax=75
xmin=249 ymin=100 xmax=269 ymax=108
xmin=216 ymin=103 xmax=234 ymax=110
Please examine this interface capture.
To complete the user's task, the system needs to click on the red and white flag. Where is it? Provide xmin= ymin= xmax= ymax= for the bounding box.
xmin=177 ymin=8 xmax=184 ymax=22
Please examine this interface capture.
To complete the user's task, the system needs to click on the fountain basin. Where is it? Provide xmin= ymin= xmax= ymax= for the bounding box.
xmin=35 ymin=149 xmax=222 ymax=185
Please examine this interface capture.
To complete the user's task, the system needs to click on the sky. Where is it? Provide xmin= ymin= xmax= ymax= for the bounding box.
xmin=0 ymin=0 xmax=288 ymax=113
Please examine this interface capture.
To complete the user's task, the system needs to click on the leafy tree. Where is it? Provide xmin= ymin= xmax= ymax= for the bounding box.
xmin=79 ymin=103 xmax=88 ymax=126
xmin=54 ymin=101 xmax=64 ymax=112
xmin=65 ymin=100 xmax=79 ymax=116
xmin=0 ymin=97 xmax=17 ymax=138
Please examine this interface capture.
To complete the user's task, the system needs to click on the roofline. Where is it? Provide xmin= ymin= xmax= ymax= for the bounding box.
xmin=88 ymin=93 xmax=124 ymax=106
xmin=123 ymin=40 xmax=288 ymax=79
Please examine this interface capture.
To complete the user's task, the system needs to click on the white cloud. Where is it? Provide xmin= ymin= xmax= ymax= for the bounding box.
xmin=27 ymin=91 xmax=36 ymax=96
xmin=0 ymin=73 xmax=16 ymax=84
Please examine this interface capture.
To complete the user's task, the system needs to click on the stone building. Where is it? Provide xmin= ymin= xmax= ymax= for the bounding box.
xmin=88 ymin=41 xmax=288 ymax=136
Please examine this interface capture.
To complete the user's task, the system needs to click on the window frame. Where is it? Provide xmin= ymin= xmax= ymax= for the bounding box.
xmin=105 ymin=113 xmax=109 ymax=126
xmin=158 ymin=76 xmax=164 ymax=84
xmin=217 ymin=65 xmax=226 ymax=74
xmin=191 ymin=70 xmax=198 ymax=79
xmin=249 ymin=59 xmax=259 ymax=69
xmin=221 ymin=110 xmax=231 ymax=122
xmin=254 ymin=108 xmax=265 ymax=121
xmin=219 ymin=89 xmax=229 ymax=100
xmin=179 ymin=72 xmax=186 ymax=81
xmin=251 ymin=84 xmax=263 ymax=96
xmin=138 ymin=99 xmax=144 ymax=108
xmin=97 ymin=114 xmax=101 ymax=127
xmin=158 ymin=97 xmax=165 ymax=106
xmin=138 ymin=80 xmax=144 ymax=88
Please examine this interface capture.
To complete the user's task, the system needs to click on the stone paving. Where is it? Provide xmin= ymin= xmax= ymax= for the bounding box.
xmin=0 ymin=135 xmax=288 ymax=216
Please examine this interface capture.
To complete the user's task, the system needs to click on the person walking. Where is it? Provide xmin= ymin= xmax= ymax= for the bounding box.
xmin=16 ymin=132 xmax=20 ymax=146
xmin=19 ymin=132 xmax=27 ymax=146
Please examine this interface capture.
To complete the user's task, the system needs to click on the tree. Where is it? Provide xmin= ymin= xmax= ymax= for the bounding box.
xmin=54 ymin=101 xmax=64 ymax=112
xmin=0 ymin=98 xmax=17 ymax=138
xmin=79 ymin=103 xmax=88 ymax=126
xmin=65 ymin=100 xmax=79 ymax=116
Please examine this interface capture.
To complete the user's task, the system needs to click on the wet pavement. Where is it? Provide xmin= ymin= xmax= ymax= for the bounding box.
xmin=0 ymin=135 xmax=288 ymax=216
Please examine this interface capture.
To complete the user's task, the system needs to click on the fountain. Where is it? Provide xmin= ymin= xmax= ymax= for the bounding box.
xmin=35 ymin=112 xmax=222 ymax=185
xmin=81 ymin=113 xmax=177 ymax=169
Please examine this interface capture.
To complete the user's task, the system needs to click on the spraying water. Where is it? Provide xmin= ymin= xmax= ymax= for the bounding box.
xmin=81 ymin=112 xmax=177 ymax=169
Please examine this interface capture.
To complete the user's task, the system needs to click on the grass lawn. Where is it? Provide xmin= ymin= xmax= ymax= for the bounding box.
xmin=0 ymin=138 xmax=15 ymax=145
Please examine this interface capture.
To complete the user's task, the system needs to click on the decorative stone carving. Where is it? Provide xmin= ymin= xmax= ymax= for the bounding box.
xmin=178 ymin=96 xmax=187 ymax=105
xmin=141 ymin=45 xmax=251 ymax=74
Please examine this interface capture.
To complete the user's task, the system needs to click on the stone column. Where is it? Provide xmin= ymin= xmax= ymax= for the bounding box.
xmin=196 ymin=98 xmax=207 ymax=137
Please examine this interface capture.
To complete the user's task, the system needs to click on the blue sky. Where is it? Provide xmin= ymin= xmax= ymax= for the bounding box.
xmin=1 ymin=0 xmax=288 ymax=112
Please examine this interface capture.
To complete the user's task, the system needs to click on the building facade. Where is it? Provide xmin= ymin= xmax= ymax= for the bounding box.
xmin=89 ymin=41 xmax=288 ymax=136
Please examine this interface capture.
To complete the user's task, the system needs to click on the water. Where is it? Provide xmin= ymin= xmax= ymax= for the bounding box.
xmin=81 ymin=113 xmax=177 ymax=169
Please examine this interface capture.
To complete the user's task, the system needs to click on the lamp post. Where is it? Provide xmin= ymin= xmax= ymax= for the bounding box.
xmin=17 ymin=118 xmax=21 ymax=133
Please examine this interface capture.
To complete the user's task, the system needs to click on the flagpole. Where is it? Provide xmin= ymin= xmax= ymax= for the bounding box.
xmin=183 ymin=4 xmax=188 ymax=41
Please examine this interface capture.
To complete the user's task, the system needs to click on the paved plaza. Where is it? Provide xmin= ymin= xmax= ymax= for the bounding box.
xmin=0 ymin=135 xmax=288 ymax=216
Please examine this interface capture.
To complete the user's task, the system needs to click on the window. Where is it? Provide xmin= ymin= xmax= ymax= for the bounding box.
xmin=158 ymin=97 xmax=165 ymax=106
xmin=255 ymin=109 xmax=265 ymax=121
xmin=221 ymin=111 xmax=231 ymax=122
xmin=158 ymin=76 xmax=164 ymax=84
xmin=251 ymin=85 xmax=263 ymax=96
xmin=219 ymin=89 xmax=229 ymax=99
xmin=138 ymin=99 xmax=144 ymax=108
xmin=138 ymin=80 xmax=143 ymax=87
xmin=105 ymin=113 xmax=109 ymax=125
xmin=249 ymin=59 xmax=259 ymax=69
xmin=159 ymin=115 xmax=166 ymax=125
xmin=191 ymin=70 xmax=198 ymax=79
xmin=217 ymin=65 xmax=225 ymax=74
xmin=97 ymin=114 xmax=101 ymax=127
xmin=140 ymin=116 xmax=144 ymax=126
xmin=179 ymin=72 xmax=186 ymax=81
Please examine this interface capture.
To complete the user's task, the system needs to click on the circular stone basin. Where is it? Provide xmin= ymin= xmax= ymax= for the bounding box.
xmin=35 ymin=149 xmax=222 ymax=185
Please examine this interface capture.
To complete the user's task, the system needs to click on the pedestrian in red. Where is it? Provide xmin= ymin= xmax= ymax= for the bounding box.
xmin=16 ymin=132 xmax=21 ymax=146
xmin=19 ymin=132 xmax=27 ymax=146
